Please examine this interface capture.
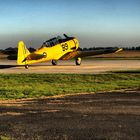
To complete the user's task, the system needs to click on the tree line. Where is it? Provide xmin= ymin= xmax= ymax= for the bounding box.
xmin=81 ymin=46 xmax=140 ymax=51
xmin=0 ymin=46 xmax=140 ymax=55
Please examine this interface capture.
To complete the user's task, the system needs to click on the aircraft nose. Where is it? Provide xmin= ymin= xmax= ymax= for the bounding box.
xmin=73 ymin=38 xmax=79 ymax=50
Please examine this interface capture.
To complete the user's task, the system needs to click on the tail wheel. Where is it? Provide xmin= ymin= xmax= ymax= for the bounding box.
xmin=75 ymin=57 xmax=81 ymax=65
xmin=25 ymin=65 xmax=29 ymax=69
xmin=52 ymin=60 xmax=57 ymax=65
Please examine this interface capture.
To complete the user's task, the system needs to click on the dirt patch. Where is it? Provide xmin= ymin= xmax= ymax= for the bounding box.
xmin=0 ymin=90 xmax=140 ymax=140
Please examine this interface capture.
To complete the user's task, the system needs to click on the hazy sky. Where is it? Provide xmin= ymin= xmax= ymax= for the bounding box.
xmin=0 ymin=0 xmax=140 ymax=49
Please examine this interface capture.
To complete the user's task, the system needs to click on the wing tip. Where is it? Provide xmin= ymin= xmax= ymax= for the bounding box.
xmin=115 ymin=48 xmax=123 ymax=53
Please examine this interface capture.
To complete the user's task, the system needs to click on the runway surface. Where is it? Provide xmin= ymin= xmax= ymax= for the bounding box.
xmin=0 ymin=89 xmax=140 ymax=139
xmin=0 ymin=59 xmax=140 ymax=73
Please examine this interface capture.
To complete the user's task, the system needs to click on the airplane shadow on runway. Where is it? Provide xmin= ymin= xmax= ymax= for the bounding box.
xmin=0 ymin=64 xmax=75 ymax=69
xmin=0 ymin=65 xmax=18 ymax=69
xmin=0 ymin=64 xmax=51 ymax=69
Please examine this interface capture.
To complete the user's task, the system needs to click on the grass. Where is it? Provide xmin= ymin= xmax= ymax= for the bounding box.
xmin=0 ymin=136 xmax=11 ymax=140
xmin=0 ymin=73 xmax=140 ymax=100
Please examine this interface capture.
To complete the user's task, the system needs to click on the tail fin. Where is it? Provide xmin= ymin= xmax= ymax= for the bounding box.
xmin=17 ymin=41 xmax=30 ymax=65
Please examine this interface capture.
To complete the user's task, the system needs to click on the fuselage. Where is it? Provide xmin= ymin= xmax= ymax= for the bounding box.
xmin=25 ymin=37 xmax=79 ymax=64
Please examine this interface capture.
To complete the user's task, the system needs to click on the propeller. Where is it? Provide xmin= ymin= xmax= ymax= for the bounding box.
xmin=63 ymin=34 xmax=70 ymax=38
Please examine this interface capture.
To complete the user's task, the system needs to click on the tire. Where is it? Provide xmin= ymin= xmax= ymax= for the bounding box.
xmin=52 ymin=60 xmax=57 ymax=65
xmin=25 ymin=65 xmax=29 ymax=69
xmin=75 ymin=57 xmax=81 ymax=65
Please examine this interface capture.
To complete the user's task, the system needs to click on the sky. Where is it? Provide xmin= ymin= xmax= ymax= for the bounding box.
xmin=0 ymin=0 xmax=140 ymax=49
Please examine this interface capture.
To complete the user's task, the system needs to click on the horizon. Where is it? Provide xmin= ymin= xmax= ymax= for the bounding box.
xmin=1 ymin=45 xmax=140 ymax=51
xmin=0 ymin=0 xmax=140 ymax=49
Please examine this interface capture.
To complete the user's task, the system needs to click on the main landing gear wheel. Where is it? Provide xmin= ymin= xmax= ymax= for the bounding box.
xmin=75 ymin=57 xmax=81 ymax=65
xmin=25 ymin=65 xmax=29 ymax=69
xmin=52 ymin=60 xmax=57 ymax=65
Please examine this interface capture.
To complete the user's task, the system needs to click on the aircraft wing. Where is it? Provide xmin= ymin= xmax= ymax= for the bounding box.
xmin=23 ymin=53 xmax=46 ymax=62
xmin=61 ymin=47 xmax=122 ymax=60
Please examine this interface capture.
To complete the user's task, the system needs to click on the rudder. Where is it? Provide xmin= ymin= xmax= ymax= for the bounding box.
xmin=17 ymin=41 xmax=30 ymax=65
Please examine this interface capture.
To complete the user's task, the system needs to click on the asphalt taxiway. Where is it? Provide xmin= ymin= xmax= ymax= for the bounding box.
xmin=0 ymin=89 xmax=140 ymax=139
xmin=0 ymin=59 xmax=140 ymax=73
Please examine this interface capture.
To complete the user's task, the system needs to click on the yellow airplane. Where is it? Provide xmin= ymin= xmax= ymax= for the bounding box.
xmin=17 ymin=34 xmax=122 ymax=69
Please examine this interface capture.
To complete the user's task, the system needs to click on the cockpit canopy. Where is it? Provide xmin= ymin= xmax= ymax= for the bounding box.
xmin=42 ymin=34 xmax=74 ymax=48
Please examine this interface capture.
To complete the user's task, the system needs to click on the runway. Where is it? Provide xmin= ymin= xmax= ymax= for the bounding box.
xmin=0 ymin=59 xmax=140 ymax=73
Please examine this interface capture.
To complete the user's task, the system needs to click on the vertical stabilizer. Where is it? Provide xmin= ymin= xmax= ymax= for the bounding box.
xmin=17 ymin=41 xmax=30 ymax=65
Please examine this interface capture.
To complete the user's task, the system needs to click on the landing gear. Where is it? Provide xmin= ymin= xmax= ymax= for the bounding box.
xmin=25 ymin=64 xmax=29 ymax=69
xmin=75 ymin=57 xmax=81 ymax=65
xmin=52 ymin=60 xmax=57 ymax=65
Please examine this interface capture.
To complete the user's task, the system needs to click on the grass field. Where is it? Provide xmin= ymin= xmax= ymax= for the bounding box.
xmin=89 ymin=50 xmax=140 ymax=60
xmin=0 ymin=71 xmax=140 ymax=100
